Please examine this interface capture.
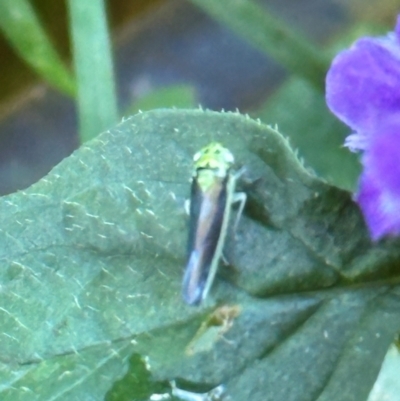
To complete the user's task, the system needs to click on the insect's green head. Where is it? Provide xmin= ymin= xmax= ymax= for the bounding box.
xmin=193 ymin=142 xmax=234 ymax=175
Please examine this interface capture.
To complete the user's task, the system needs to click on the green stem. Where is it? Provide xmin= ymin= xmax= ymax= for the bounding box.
xmin=68 ymin=0 xmax=118 ymax=143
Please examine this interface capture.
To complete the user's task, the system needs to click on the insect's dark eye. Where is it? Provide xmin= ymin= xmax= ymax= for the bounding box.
xmin=215 ymin=149 xmax=221 ymax=154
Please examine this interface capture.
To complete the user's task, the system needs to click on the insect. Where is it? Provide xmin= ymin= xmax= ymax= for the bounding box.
xmin=182 ymin=142 xmax=246 ymax=305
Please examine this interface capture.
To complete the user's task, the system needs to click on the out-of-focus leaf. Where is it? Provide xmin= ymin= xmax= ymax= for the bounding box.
xmin=106 ymin=353 xmax=169 ymax=401
xmin=0 ymin=0 xmax=75 ymax=96
xmin=0 ymin=110 xmax=399 ymax=401
xmin=367 ymin=345 xmax=400 ymax=401
xmin=188 ymin=0 xmax=329 ymax=90
xmin=126 ymin=85 xmax=197 ymax=115
xmin=67 ymin=0 xmax=118 ymax=143
xmin=252 ymin=78 xmax=361 ymax=191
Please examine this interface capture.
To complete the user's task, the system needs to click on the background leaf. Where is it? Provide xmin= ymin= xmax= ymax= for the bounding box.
xmin=125 ymin=85 xmax=197 ymax=116
xmin=187 ymin=0 xmax=329 ymax=90
xmin=0 ymin=110 xmax=399 ymax=400
xmin=367 ymin=344 xmax=400 ymax=401
xmin=0 ymin=0 xmax=75 ymax=96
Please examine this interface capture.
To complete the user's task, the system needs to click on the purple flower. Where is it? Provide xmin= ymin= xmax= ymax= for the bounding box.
xmin=326 ymin=16 xmax=400 ymax=240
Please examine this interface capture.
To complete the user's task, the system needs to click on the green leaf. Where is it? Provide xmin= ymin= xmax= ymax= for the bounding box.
xmin=0 ymin=0 xmax=75 ymax=96
xmin=0 ymin=110 xmax=399 ymax=401
xmin=106 ymin=353 xmax=169 ymax=401
xmin=125 ymin=85 xmax=197 ymax=115
xmin=252 ymin=77 xmax=361 ymax=191
xmin=367 ymin=345 xmax=400 ymax=401
xmin=67 ymin=0 xmax=118 ymax=143
xmin=187 ymin=0 xmax=329 ymax=90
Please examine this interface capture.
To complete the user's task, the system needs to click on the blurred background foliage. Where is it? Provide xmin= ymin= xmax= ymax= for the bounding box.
xmin=0 ymin=0 xmax=399 ymax=195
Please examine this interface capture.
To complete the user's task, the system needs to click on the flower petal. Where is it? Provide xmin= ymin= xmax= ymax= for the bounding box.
xmin=356 ymin=121 xmax=400 ymax=240
xmin=326 ymin=27 xmax=400 ymax=151
xmin=368 ymin=119 xmax=400 ymax=194
xmin=326 ymin=16 xmax=400 ymax=240
xmin=357 ymin=173 xmax=400 ymax=240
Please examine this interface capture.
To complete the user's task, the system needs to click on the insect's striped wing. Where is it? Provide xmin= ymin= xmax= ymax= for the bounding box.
xmin=182 ymin=174 xmax=228 ymax=305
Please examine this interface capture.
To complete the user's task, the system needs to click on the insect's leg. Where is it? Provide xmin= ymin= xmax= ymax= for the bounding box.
xmin=230 ymin=165 xmax=247 ymax=235
xmin=231 ymin=192 xmax=247 ymax=235
xmin=221 ymin=252 xmax=229 ymax=265
xmin=170 ymin=380 xmax=226 ymax=400
xmin=184 ymin=199 xmax=190 ymax=215
xmin=233 ymin=165 xmax=246 ymax=180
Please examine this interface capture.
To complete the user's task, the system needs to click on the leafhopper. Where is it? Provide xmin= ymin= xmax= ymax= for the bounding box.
xmin=182 ymin=143 xmax=246 ymax=305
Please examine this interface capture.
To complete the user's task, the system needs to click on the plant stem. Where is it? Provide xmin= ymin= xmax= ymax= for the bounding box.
xmin=68 ymin=0 xmax=118 ymax=143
